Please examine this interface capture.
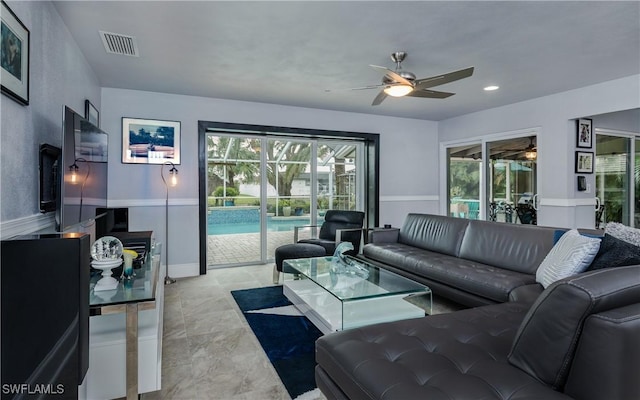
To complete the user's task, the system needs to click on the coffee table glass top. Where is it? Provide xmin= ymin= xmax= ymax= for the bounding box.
xmin=283 ymin=256 xmax=429 ymax=301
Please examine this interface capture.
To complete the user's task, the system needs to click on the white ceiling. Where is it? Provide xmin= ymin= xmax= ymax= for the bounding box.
xmin=53 ymin=1 xmax=640 ymax=121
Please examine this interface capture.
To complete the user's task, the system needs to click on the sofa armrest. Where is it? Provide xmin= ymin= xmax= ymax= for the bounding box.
xmin=509 ymin=284 xmax=543 ymax=304
xmin=335 ymin=228 xmax=364 ymax=243
xmin=294 ymin=225 xmax=319 ymax=242
xmin=367 ymin=227 xmax=400 ymax=244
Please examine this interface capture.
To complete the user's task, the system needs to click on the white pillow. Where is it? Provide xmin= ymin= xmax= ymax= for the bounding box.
xmin=536 ymin=229 xmax=601 ymax=288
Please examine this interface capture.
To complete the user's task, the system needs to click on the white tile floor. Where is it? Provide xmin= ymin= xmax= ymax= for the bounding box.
xmin=144 ymin=264 xmax=291 ymax=400
xmin=143 ymin=263 xmax=464 ymax=400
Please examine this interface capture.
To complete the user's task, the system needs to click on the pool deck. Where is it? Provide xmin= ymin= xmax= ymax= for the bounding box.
xmin=207 ymin=230 xmax=312 ymax=266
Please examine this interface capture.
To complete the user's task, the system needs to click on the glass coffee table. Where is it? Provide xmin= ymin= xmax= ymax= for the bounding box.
xmin=283 ymin=256 xmax=431 ymax=333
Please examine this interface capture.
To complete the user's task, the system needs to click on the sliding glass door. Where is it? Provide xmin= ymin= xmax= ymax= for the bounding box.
xmin=595 ymin=132 xmax=636 ymax=227
xmin=206 ymin=133 xmax=365 ymax=267
xmin=445 ymin=132 xmax=538 ymax=224
xmin=447 ymin=144 xmax=482 ymax=220
xmin=486 ymin=136 xmax=537 ymax=224
xmin=264 ymin=138 xmax=313 ymax=260
xmin=206 ymin=136 xmax=262 ymax=265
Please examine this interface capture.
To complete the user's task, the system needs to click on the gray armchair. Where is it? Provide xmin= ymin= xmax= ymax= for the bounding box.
xmin=295 ymin=210 xmax=365 ymax=255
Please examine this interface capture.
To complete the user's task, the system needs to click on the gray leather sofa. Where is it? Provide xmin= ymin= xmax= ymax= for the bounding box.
xmin=359 ymin=213 xmax=575 ymax=307
xmin=315 ymin=265 xmax=640 ymax=400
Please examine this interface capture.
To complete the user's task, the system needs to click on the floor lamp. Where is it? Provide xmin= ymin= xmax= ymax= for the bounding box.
xmin=69 ymin=158 xmax=90 ymax=224
xmin=161 ymin=161 xmax=178 ymax=285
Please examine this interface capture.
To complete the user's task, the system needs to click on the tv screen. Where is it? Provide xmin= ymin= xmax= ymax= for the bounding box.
xmin=57 ymin=106 xmax=109 ymax=232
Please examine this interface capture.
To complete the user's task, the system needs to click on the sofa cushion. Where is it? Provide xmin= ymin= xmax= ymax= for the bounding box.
xmin=509 ymin=265 xmax=640 ymax=390
xmin=398 ymin=213 xmax=469 ymax=257
xmin=563 ymin=303 xmax=640 ymax=400
xmin=587 ymin=233 xmax=640 ymax=271
xmin=364 ymin=243 xmax=536 ymax=303
xmin=535 ymin=229 xmax=600 ymax=288
xmin=459 ymin=219 xmax=557 ymax=275
xmin=605 ymin=222 xmax=640 ymax=246
xmin=316 ymin=302 xmax=572 ymax=400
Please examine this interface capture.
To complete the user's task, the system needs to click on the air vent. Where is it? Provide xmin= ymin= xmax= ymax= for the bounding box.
xmin=99 ymin=31 xmax=139 ymax=57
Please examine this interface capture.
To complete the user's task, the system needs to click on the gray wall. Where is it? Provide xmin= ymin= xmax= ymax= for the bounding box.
xmin=593 ymin=108 xmax=640 ymax=132
xmin=438 ymin=75 xmax=640 ymax=228
xmin=101 ymin=88 xmax=438 ymax=276
xmin=0 ymin=1 xmax=100 ymax=233
xmin=2 ymin=1 xmax=638 ymax=277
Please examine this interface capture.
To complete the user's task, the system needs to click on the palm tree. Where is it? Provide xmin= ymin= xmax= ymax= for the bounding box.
xmin=207 ymin=136 xmax=330 ymax=197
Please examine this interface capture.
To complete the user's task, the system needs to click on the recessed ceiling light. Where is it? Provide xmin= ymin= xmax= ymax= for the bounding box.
xmin=484 ymin=85 xmax=500 ymax=91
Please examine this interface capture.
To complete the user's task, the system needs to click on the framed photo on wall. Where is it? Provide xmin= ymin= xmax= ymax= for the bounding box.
xmin=576 ymin=118 xmax=593 ymax=148
xmin=1 ymin=0 xmax=30 ymax=105
xmin=575 ymin=151 xmax=594 ymax=174
xmin=85 ymin=100 xmax=99 ymax=127
xmin=122 ymin=117 xmax=181 ymax=164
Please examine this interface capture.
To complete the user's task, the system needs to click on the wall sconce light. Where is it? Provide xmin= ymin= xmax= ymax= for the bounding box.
xmin=161 ymin=161 xmax=179 ymax=285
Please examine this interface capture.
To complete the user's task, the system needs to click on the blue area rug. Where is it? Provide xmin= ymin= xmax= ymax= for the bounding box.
xmin=231 ymin=286 xmax=322 ymax=399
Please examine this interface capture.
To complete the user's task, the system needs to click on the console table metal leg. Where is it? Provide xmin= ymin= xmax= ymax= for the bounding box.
xmin=126 ymin=303 xmax=139 ymax=400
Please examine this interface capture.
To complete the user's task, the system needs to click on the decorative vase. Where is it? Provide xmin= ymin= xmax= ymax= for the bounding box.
xmin=283 ymin=206 xmax=291 ymax=217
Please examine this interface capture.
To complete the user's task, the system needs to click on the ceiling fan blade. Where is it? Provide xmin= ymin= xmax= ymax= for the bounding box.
xmin=369 ymin=65 xmax=413 ymax=86
xmin=349 ymin=84 xmax=385 ymax=91
xmin=406 ymin=89 xmax=455 ymax=99
xmin=371 ymin=90 xmax=387 ymax=106
xmin=414 ymin=66 xmax=474 ymax=90
xmin=325 ymin=84 xmax=384 ymax=93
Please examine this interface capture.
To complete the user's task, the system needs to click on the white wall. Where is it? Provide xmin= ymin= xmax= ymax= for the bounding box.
xmin=0 ymin=1 xmax=101 ymax=238
xmin=101 ymin=88 xmax=438 ymax=276
xmin=593 ymin=108 xmax=640 ymax=132
xmin=439 ymin=75 xmax=640 ymax=228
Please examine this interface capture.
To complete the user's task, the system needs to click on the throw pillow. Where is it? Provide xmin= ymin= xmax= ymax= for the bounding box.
xmin=553 ymin=229 xmax=603 ymax=244
xmin=536 ymin=229 xmax=601 ymax=288
xmin=605 ymin=222 xmax=640 ymax=246
xmin=587 ymin=234 xmax=640 ymax=270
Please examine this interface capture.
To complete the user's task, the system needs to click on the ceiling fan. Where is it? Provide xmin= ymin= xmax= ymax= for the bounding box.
xmin=338 ymin=52 xmax=474 ymax=106
xmin=499 ymin=137 xmax=538 ymax=160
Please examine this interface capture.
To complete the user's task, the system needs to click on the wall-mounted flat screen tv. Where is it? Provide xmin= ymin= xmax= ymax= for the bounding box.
xmin=56 ymin=106 xmax=109 ymax=232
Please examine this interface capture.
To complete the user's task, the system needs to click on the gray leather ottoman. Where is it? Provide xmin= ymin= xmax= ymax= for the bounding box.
xmin=273 ymin=243 xmax=326 ymax=283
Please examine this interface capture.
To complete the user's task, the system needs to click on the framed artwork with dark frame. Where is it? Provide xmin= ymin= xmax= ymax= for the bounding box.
xmin=576 ymin=118 xmax=593 ymax=148
xmin=122 ymin=117 xmax=181 ymax=164
xmin=575 ymin=151 xmax=594 ymax=174
xmin=1 ymin=0 xmax=30 ymax=105
xmin=85 ymin=100 xmax=99 ymax=127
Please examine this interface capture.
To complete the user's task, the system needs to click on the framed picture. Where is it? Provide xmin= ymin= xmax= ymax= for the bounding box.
xmin=576 ymin=118 xmax=593 ymax=148
xmin=575 ymin=151 xmax=594 ymax=174
xmin=85 ymin=100 xmax=99 ymax=127
xmin=1 ymin=0 xmax=30 ymax=105
xmin=122 ymin=117 xmax=181 ymax=164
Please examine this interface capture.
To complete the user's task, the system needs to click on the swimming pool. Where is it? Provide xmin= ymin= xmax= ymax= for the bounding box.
xmin=208 ymin=216 xmax=312 ymax=234
xmin=207 ymin=207 xmax=315 ymax=234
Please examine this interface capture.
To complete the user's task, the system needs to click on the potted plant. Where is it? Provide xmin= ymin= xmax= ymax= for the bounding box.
xmin=280 ymin=199 xmax=291 ymax=216
xmin=214 ymin=186 xmax=239 ymax=206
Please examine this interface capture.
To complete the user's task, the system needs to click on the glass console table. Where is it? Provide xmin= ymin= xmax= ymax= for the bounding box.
xmin=283 ymin=256 xmax=430 ymax=334
xmin=89 ymin=243 xmax=162 ymax=400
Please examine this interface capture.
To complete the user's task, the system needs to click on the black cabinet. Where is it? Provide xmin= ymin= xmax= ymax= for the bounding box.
xmin=1 ymin=234 xmax=90 ymax=399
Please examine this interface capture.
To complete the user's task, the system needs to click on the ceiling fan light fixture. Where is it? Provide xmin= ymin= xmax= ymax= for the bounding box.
xmin=525 ymin=149 xmax=537 ymax=160
xmin=384 ymin=84 xmax=413 ymax=97
xmin=484 ymin=85 xmax=500 ymax=91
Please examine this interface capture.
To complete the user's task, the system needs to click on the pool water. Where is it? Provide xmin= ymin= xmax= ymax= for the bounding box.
xmin=208 ymin=216 xmax=312 ymax=235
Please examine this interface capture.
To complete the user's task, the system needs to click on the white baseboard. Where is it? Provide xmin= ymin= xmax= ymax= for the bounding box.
xmin=167 ymin=262 xmax=200 ymax=278
xmin=0 ymin=213 xmax=55 ymax=240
